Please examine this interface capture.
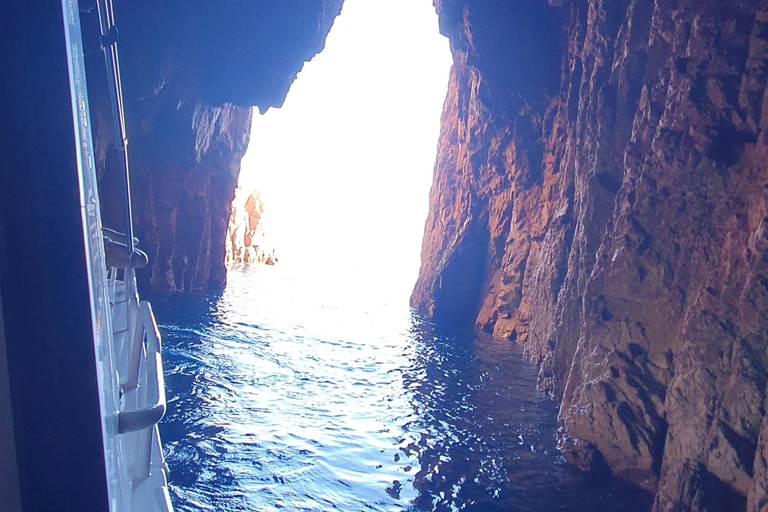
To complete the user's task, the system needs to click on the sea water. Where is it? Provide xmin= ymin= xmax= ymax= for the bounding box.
xmin=153 ymin=264 xmax=649 ymax=512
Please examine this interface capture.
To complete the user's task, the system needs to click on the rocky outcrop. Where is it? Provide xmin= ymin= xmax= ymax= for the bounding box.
xmin=82 ymin=0 xmax=342 ymax=290
xmin=225 ymin=188 xmax=277 ymax=265
xmin=413 ymin=0 xmax=768 ymax=509
xmin=128 ymin=96 xmax=253 ymax=290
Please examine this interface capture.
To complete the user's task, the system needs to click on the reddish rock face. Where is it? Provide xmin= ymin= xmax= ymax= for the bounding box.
xmin=83 ymin=1 xmax=342 ymax=291
xmin=225 ymin=188 xmax=278 ymax=266
xmin=414 ymin=0 xmax=768 ymax=509
xmin=128 ymin=99 xmax=253 ymax=290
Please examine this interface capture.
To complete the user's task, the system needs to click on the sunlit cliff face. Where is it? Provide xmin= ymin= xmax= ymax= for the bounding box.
xmin=236 ymin=0 xmax=452 ymax=299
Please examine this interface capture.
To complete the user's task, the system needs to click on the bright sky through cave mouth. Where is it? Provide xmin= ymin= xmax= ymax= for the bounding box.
xmin=238 ymin=0 xmax=452 ymax=302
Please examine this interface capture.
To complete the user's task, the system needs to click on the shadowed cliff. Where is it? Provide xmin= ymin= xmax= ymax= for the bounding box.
xmin=413 ymin=0 xmax=768 ymax=510
xmin=83 ymin=0 xmax=342 ymax=291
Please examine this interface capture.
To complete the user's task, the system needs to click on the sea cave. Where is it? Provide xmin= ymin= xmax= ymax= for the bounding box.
xmin=2 ymin=0 xmax=768 ymax=511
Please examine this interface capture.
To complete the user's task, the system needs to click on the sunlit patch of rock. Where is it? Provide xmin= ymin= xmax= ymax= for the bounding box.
xmin=226 ymin=187 xmax=277 ymax=266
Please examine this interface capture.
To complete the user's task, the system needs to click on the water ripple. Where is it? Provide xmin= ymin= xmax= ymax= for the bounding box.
xmin=153 ymin=267 xmax=650 ymax=512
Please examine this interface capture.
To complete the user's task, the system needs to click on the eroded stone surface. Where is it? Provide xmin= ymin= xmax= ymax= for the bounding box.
xmin=413 ymin=0 xmax=768 ymax=509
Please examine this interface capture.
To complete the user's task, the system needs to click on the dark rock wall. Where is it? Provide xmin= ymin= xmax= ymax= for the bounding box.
xmin=83 ymin=0 xmax=342 ymax=290
xmin=129 ymin=97 xmax=252 ymax=290
xmin=413 ymin=0 xmax=768 ymax=509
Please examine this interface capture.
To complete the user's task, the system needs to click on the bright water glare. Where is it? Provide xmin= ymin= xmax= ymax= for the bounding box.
xmin=155 ymin=265 xmax=649 ymax=511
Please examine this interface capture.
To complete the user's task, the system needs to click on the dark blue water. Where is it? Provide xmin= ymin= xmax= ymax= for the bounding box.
xmin=153 ymin=265 xmax=649 ymax=512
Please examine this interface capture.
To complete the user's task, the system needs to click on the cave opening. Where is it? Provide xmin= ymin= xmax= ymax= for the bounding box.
xmin=8 ymin=0 xmax=766 ymax=509
xmin=229 ymin=0 xmax=451 ymax=304
xmin=154 ymin=1 xmax=652 ymax=511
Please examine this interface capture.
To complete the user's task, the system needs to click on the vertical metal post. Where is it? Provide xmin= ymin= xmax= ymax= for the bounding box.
xmin=96 ymin=0 xmax=135 ymax=266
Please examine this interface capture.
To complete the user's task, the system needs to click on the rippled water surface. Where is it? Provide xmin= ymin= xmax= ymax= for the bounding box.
xmin=153 ymin=266 xmax=648 ymax=512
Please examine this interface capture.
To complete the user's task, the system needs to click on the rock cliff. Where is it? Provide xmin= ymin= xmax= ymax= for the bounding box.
xmin=413 ymin=0 xmax=768 ymax=510
xmin=82 ymin=0 xmax=342 ymax=290
xmin=82 ymin=0 xmax=768 ymax=508
xmin=225 ymin=188 xmax=277 ymax=266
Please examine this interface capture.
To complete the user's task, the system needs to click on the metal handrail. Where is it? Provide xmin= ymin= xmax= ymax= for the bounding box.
xmin=122 ymin=289 xmax=142 ymax=391
xmin=118 ymin=300 xmax=167 ymax=434
xmin=118 ymin=356 xmax=166 ymax=434
xmin=90 ymin=1 xmax=172 ymax=505
xmin=107 ymin=257 xmax=170 ymax=493
xmin=96 ymin=0 xmax=135 ymax=265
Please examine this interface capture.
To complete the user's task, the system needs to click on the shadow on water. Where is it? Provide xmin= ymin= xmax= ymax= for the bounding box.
xmin=403 ymin=319 xmax=651 ymax=512
xmin=145 ymin=291 xmax=247 ymax=509
xmin=149 ymin=269 xmax=651 ymax=512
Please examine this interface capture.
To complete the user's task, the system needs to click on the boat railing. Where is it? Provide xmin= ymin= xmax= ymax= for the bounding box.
xmin=88 ymin=0 xmax=172 ymax=505
xmin=119 ymin=298 xmax=166 ymax=434
xmin=96 ymin=0 xmax=136 ymax=265
xmin=108 ymin=264 xmax=172 ymax=509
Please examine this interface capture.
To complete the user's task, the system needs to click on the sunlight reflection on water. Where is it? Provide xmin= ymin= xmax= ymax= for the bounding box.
xmin=154 ymin=266 xmax=650 ymax=512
